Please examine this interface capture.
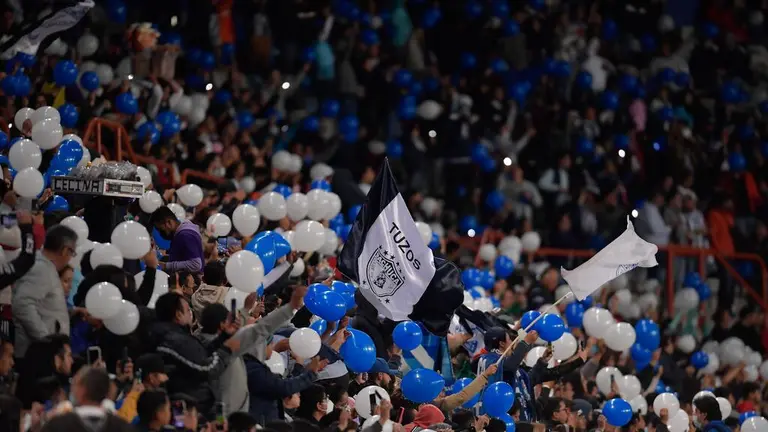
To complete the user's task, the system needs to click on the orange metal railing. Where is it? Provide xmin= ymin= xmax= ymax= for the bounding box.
xmin=81 ymin=118 xmax=224 ymax=188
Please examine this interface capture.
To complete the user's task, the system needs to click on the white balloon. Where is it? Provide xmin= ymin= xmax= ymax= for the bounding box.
xmin=595 ymin=366 xmax=623 ymax=395
xmin=604 ymin=322 xmax=636 ymax=352
xmin=658 ymin=14 xmax=675 ymax=33
xmin=9 ymin=139 xmax=42 ymax=170
xmin=552 ymin=332 xmax=577 ymax=361
xmin=80 ymin=61 xmax=98 ymax=73
xmin=286 ymin=193 xmax=309 ymax=221
xmin=14 ymin=107 xmax=33 ymax=131
xmin=355 ymin=386 xmax=391 ymax=419
xmin=32 ymin=119 xmax=64 ymax=150
xmin=306 ymin=189 xmax=331 ymax=221
xmin=172 ymin=95 xmax=193 ymax=117
xmin=90 ymin=243 xmax=123 ymax=268
xmin=478 ymin=244 xmax=497 ymax=262
xmin=667 ymin=410 xmax=689 ymax=432
xmin=77 ymin=34 xmax=99 ymax=56
xmin=693 ymin=391 xmax=715 ymax=402
xmin=415 ymin=222 xmax=432 ymax=247
xmin=701 ymin=352 xmax=720 ymax=375
xmin=702 ymin=340 xmax=719 ymax=355
xmin=720 ymin=337 xmax=746 ymax=366
xmin=614 ymin=289 xmax=632 ymax=304
xmin=206 ymin=213 xmax=232 ymax=237
xmin=258 ymin=192 xmax=288 ymax=221
xmin=85 ymin=282 xmax=123 ymax=319
xmin=139 ymin=190 xmax=163 ymax=213
xmin=359 ymin=183 xmax=371 ymax=195
xmin=368 ymin=140 xmax=385 ymax=155
xmin=188 ymin=107 xmax=207 ymax=126
xmin=61 ymin=216 xmax=89 ymax=245
xmin=271 ymin=151 xmax=292 ymax=171
xmin=582 ymin=307 xmax=615 ymax=339
xmin=675 ymin=288 xmax=699 ymax=312
xmin=744 ymin=364 xmax=759 ymax=381
xmin=72 ymin=240 xmax=95 ymax=270
xmin=103 ymin=300 xmax=140 ymax=335
xmin=189 ymin=93 xmax=210 ymax=111
xmin=135 ymin=269 xmax=169 ymax=309
xmin=44 ymin=38 xmax=68 ymax=56
xmin=224 ymin=287 xmax=249 ymax=310
xmin=676 ymin=335 xmax=696 ymax=354
xmin=521 ymin=231 xmax=541 ymax=252
xmin=95 ymin=64 xmax=114 ymax=84
xmin=318 ymin=228 xmax=338 ymax=256
xmin=716 ymin=397 xmax=731 ymax=420
xmin=226 ymin=251 xmax=265 ymax=293
xmin=746 ymin=351 xmax=762 ymax=367
xmin=115 ymin=56 xmax=132 ymax=79
xmin=282 ymin=231 xmax=295 ymax=250
xmin=264 ymin=351 xmax=286 ymax=376
xmin=653 ymin=393 xmax=680 ymax=418
xmin=417 ymin=100 xmax=443 ymax=120
xmin=290 ymin=258 xmax=305 ymax=277
xmin=111 ymin=221 xmax=150 ymax=259
xmin=289 ymin=328 xmax=321 ymax=358
xmin=239 ymin=176 xmax=256 ymax=194
xmin=499 ymin=236 xmax=522 ymax=255
xmin=31 ymin=106 xmax=60 ymax=125
xmin=555 ymin=285 xmax=575 ymax=304
xmin=286 ymin=155 xmax=303 ymax=174
xmin=741 ymin=416 xmax=768 ymax=432
xmin=324 ymin=193 xmax=342 ymax=220
xmin=760 ymin=360 xmax=768 ymax=380
xmin=136 ymin=166 xmax=152 ymax=188
xmin=525 ymin=346 xmax=547 ymax=367
xmin=293 ymin=220 xmax=326 ymax=252
xmin=619 ymin=375 xmax=642 ymax=399
xmin=420 ymin=197 xmax=439 ymax=217
xmin=167 ymin=203 xmax=186 ymax=221
xmin=629 ymin=395 xmax=648 ymax=415
xmin=13 ymin=168 xmax=43 ymax=198
xmin=176 ymin=184 xmax=204 ymax=207
xmin=232 ymin=204 xmax=261 ymax=236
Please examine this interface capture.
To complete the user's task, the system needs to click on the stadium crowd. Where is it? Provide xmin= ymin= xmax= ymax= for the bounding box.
xmin=0 ymin=0 xmax=765 ymax=431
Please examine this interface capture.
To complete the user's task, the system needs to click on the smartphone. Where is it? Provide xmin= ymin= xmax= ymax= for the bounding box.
xmin=172 ymin=400 xmax=186 ymax=428
xmin=369 ymin=393 xmax=377 ymax=417
xmin=579 ymin=340 xmax=585 ymax=351
xmin=121 ymin=347 xmax=130 ymax=365
xmin=135 ymin=368 xmax=143 ymax=383
xmin=230 ymin=298 xmax=237 ymax=323
xmin=215 ymin=402 xmax=226 ymax=430
xmin=87 ymin=347 xmax=102 ymax=365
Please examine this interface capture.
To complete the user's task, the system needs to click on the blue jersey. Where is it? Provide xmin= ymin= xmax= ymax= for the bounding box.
xmin=477 ymin=350 xmax=536 ymax=422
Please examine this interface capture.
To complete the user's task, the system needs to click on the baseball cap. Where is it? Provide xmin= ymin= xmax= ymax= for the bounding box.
xmin=135 ymin=353 xmax=167 ymax=375
xmin=369 ymin=358 xmax=398 ymax=376
xmin=484 ymin=327 xmax=508 ymax=349
xmin=571 ymin=399 xmax=592 ymax=418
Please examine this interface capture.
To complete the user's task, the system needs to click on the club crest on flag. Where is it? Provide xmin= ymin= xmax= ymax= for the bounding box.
xmin=363 ymin=246 xmax=405 ymax=298
xmin=615 ymin=263 xmax=639 ymax=277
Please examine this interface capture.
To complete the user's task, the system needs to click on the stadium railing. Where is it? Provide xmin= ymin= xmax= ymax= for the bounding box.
xmin=82 ymin=118 xmax=768 ymax=315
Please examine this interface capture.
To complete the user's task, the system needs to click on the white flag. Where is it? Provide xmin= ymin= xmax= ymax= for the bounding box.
xmin=561 ymin=217 xmax=658 ymax=300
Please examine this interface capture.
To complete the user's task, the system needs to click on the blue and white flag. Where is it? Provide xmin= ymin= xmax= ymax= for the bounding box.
xmin=338 ymin=159 xmax=463 ymax=336
xmin=0 ymin=0 xmax=94 ymax=59
xmin=561 ymin=217 xmax=658 ymax=300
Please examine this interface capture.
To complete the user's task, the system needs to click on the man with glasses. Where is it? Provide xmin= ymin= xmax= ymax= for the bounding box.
xmin=542 ymin=397 xmax=571 ymax=429
xmin=12 ymin=224 xmax=78 ymax=358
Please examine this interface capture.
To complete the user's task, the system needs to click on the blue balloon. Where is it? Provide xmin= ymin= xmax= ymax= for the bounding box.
xmin=116 ymin=92 xmax=138 ymax=115
xmin=303 ymin=115 xmax=320 ymax=132
xmin=460 ymin=52 xmax=477 ymax=70
xmin=471 ymin=143 xmax=490 ymax=163
xmin=220 ymin=43 xmax=235 ymax=65
xmin=137 ymin=122 xmax=160 ymax=145
xmin=310 ymin=319 xmax=327 ymax=335
xmin=480 ymin=270 xmax=495 ymax=290
xmin=630 ymin=343 xmax=652 ymax=365
xmin=15 ymin=52 xmax=35 ymax=68
xmin=397 ymin=96 xmax=417 ymax=120
xmin=503 ymin=20 xmax=520 ymax=36
xmin=328 ymin=281 xmax=355 ymax=309
xmin=79 ymin=71 xmax=100 ymax=92
xmin=739 ymin=411 xmax=758 ymax=425
xmin=482 ymin=382 xmax=515 ymax=416
xmin=683 ymin=272 xmax=701 ymax=288
xmin=490 ymin=58 xmax=509 ymax=73
xmin=491 ymin=0 xmax=510 ymax=17
xmin=722 ymin=81 xmax=740 ymax=103
xmin=153 ymin=228 xmax=171 ymax=250
xmin=657 ymin=106 xmax=674 ymax=122
xmin=422 ymin=7 xmax=441 ymax=28
xmin=690 ymin=351 xmax=709 ymax=369
xmin=728 ymin=152 xmax=746 ymax=172
xmin=498 ymin=413 xmax=516 ymax=432
xmin=53 ymin=60 xmax=78 ymax=86
xmin=106 ymin=0 xmax=127 ymax=22
xmin=602 ymin=19 xmax=618 ymax=40
xmin=214 ymin=89 xmax=232 ymax=104
xmin=521 ymin=311 xmax=542 ymax=332
xmin=658 ymin=68 xmax=675 ymax=83
xmin=2 ymin=75 xmax=19 ymax=96
xmin=695 ymin=281 xmax=711 ymax=301
xmin=387 ymin=140 xmax=404 ymax=159
xmin=45 ymin=195 xmax=69 ymax=213
xmin=619 ymin=74 xmax=638 ymax=94
xmin=461 ymin=268 xmax=483 ymax=288
xmin=485 ymin=190 xmax=505 ymax=212
xmin=273 ymin=184 xmax=292 ymax=198
xmin=575 ymin=71 xmax=593 ymax=90
xmin=702 ymin=22 xmax=719 ymax=39
xmin=538 ymin=314 xmax=566 ymax=342
xmin=340 ymin=329 xmax=376 ymax=372
xmin=529 ymin=0 xmax=545 ymax=9
xmin=601 ymin=91 xmax=619 ymax=111
xmin=564 ymin=303 xmax=585 ymax=328
xmin=576 ymin=136 xmax=594 ymax=154
xmin=361 ymin=29 xmax=379 ymax=46
xmin=553 ymin=60 xmax=571 ymax=78
xmin=52 ymin=140 xmax=84 ymax=170
xmin=393 ymin=69 xmax=413 ymax=88
xmin=160 ymin=32 xmax=182 ymax=46
xmin=675 ymin=72 xmax=690 ymax=88
xmin=494 ymin=255 xmax=515 ymax=278
xmin=161 ymin=118 xmax=181 ymax=138
xmin=245 ymin=233 xmax=277 ymax=273
xmin=306 ymin=289 xmax=347 ymax=321
xmin=451 ymin=378 xmax=480 ymax=408
xmin=614 ymin=134 xmax=630 ymax=150
xmin=393 ymin=321 xmax=423 ymax=350
xmin=200 ymin=52 xmax=216 ymax=71
xmin=320 ymin=99 xmax=341 ymax=118
xmin=402 ymin=368 xmax=445 ymax=403
xmin=0 ymin=132 xmax=7 ymax=150
xmin=271 ymin=232 xmax=292 ymax=258
xmin=237 ymin=111 xmax=255 ymax=129
xmin=428 ymin=233 xmax=440 ymax=250
xmin=59 ymin=103 xmax=79 ymax=128
xmin=635 ymin=319 xmax=661 ymax=351
xmin=459 ymin=215 xmax=478 ymax=234
xmin=339 ymin=115 xmax=359 ymax=143
xmin=329 ymin=213 xmax=345 ymax=229
xmin=310 ymin=179 xmax=331 ymax=191
xmin=15 ymin=74 xmax=30 ymax=97
xmin=465 ymin=0 xmax=483 ymax=19
xmin=603 ymin=398 xmax=632 ymax=427
xmin=347 ymin=205 xmax=362 ymax=222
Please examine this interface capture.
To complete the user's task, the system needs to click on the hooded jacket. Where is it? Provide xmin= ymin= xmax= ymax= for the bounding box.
xmin=195 ymin=304 xmax=295 ymax=416
xmin=245 ymin=356 xmax=318 ymax=425
xmin=404 ymin=404 xmax=445 ymax=432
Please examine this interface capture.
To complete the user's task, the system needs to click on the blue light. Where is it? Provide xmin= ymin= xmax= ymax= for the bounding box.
xmin=653 ymin=142 xmax=661 ymax=151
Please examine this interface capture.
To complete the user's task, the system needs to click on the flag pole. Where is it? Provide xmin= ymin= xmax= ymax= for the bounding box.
xmin=495 ymin=292 xmax=572 ymax=366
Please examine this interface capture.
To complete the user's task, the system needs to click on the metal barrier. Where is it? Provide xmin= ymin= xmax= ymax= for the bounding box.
xmin=81 ymin=118 xmax=224 ymax=188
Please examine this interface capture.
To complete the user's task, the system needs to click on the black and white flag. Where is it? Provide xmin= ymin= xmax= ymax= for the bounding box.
xmin=0 ymin=0 xmax=94 ymax=59
xmin=338 ymin=159 xmax=463 ymax=335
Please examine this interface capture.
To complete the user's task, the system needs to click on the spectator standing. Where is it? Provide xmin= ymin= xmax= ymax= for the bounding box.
xmin=12 ymin=225 xmax=78 ymax=358
xmin=0 ymin=211 xmax=39 ymax=290
xmin=52 ymin=366 xmax=134 ymax=432
xmin=116 ymin=353 xmax=169 ymax=422
xmin=135 ymin=389 xmax=197 ymax=432
xmin=692 ymin=396 xmax=730 ymax=432
xmin=151 ymin=207 xmax=205 ymax=274
xmin=190 ymin=261 xmax=229 ymax=318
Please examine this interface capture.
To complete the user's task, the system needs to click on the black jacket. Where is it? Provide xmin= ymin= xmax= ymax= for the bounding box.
xmin=245 ymin=355 xmax=317 ymax=425
xmin=0 ymin=223 xmax=35 ymax=289
xmin=151 ymin=321 xmax=233 ymax=415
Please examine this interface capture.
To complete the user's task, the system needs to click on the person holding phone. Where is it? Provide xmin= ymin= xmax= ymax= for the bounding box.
xmin=116 ymin=354 xmax=170 ymax=423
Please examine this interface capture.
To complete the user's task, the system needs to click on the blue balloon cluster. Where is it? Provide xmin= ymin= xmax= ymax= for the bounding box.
xmin=156 ymin=111 xmax=182 ymax=138
xmin=51 ymin=139 xmax=84 ymax=172
xmin=244 ymin=231 xmax=291 ymax=274
xmin=564 ymin=302 xmax=585 ymax=328
xmin=137 ymin=122 xmax=160 ymax=145
xmin=305 ymin=283 xmax=347 ymax=321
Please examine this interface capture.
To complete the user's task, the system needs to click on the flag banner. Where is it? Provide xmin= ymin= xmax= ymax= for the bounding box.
xmin=561 ymin=217 xmax=658 ymax=300
xmin=0 ymin=0 xmax=94 ymax=59
xmin=339 ymin=159 xmax=463 ymax=336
